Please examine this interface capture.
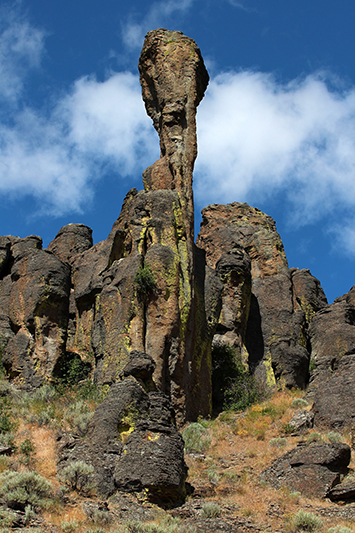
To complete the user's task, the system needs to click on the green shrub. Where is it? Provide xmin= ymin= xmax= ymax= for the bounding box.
xmin=32 ymin=384 xmax=56 ymax=402
xmin=134 ymin=263 xmax=156 ymax=300
xmin=281 ymin=423 xmax=296 ymax=435
xmin=182 ymin=422 xmax=211 ymax=453
xmin=0 ymin=432 xmax=15 ymax=448
xmin=20 ymin=438 xmax=35 ymax=456
xmin=0 ymin=412 xmax=13 ymax=433
xmin=201 ymin=501 xmax=221 ymax=518
xmin=292 ymin=510 xmax=323 ymax=532
xmin=61 ymin=520 xmax=81 ymax=532
xmin=327 ymin=431 xmax=342 ymax=443
xmin=0 ymin=470 xmax=52 ymax=510
xmin=125 ymin=517 xmax=184 ymax=533
xmin=291 ymin=398 xmax=308 ymax=409
xmin=306 ymin=432 xmax=324 ymax=443
xmin=269 ymin=437 xmax=287 ymax=447
xmin=0 ymin=507 xmax=17 ymax=527
xmin=309 ymin=358 xmax=316 ymax=373
xmin=212 ymin=342 xmax=264 ymax=412
xmin=59 ymin=460 xmax=94 ymax=493
xmin=206 ymin=466 xmax=220 ymax=484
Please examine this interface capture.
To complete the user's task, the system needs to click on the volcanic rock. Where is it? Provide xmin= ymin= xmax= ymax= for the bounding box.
xmin=47 ymin=223 xmax=93 ymax=265
xmin=261 ymin=442 xmax=351 ymax=498
xmin=58 ymin=372 xmax=187 ymax=502
xmin=197 ymin=202 xmax=327 ymax=389
xmin=1 ymin=242 xmax=70 ymax=387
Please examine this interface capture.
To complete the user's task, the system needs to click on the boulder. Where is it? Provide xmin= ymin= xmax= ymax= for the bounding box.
xmin=58 ymin=368 xmax=187 ymax=503
xmin=261 ymin=442 xmax=351 ymax=498
xmin=328 ymin=480 xmax=355 ymax=502
xmin=288 ymin=409 xmax=314 ymax=434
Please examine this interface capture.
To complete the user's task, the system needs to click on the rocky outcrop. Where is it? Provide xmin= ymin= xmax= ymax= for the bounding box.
xmin=261 ymin=442 xmax=351 ymax=498
xmin=58 ymin=352 xmax=187 ymax=503
xmin=139 ymin=28 xmax=209 ymax=251
xmin=196 ymin=202 xmax=327 ymax=389
xmin=0 ymin=30 xmax=212 ymax=425
xmin=305 ymin=286 xmax=355 ymax=428
xmin=0 ymin=236 xmax=71 ymax=388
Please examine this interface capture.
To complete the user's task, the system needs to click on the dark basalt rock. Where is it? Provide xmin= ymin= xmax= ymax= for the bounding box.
xmin=261 ymin=442 xmax=351 ymax=498
xmin=328 ymin=480 xmax=355 ymax=502
xmin=47 ymin=223 xmax=93 ymax=265
xmin=58 ymin=376 xmax=187 ymax=503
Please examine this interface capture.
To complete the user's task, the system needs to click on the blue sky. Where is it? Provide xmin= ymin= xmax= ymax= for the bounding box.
xmin=0 ymin=0 xmax=354 ymax=303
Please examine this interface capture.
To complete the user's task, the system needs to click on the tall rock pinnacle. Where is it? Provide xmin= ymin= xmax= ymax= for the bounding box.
xmin=139 ymin=29 xmax=209 ymax=252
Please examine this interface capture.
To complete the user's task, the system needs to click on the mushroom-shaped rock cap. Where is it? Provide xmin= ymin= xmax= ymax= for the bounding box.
xmin=138 ymin=29 xmax=209 ymax=133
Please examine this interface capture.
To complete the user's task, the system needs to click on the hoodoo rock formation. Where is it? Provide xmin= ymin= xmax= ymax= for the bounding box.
xmin=2 ymin=28 xmax=355 ymax=503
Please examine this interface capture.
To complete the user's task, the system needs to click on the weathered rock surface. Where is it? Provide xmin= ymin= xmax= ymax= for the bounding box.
xmin=328 ymin=480 xmax=355 ymax=502
xmin=139 ymin=28 xmax=209 ymax=249
xmin=0 ymin=238 xmax=71 ymax=387
xmin=261 ymin=443 xmax=351 ymax=498
xmin=58 ymin=354 xmax=187 ymax=502
xmin=47 ymin=223 xmax=93 ymax=265
xmin=288 ymin=409 xmax=314 ymax=434
xmin=196 ymin=202 xmax=327 ymax=389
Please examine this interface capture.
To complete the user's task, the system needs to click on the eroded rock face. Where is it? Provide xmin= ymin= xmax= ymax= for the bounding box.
xmin=58 ymin=353 xmax=187 ymax=502
xmin=0 ymin=237 xmax=70 ymax=387
xmin=261 ymin=442 xmax=351 ymax=498
xmin=196 ymin=202 xmax=327 ymax=389
xmin=139 ymin=29 xmax=209 ymax=246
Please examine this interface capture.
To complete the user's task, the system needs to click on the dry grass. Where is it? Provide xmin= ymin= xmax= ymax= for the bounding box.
xmin=184 ymin=389 xmax=355 ymax=532
xmin=2 ymin=385 xmax=355 ymax=532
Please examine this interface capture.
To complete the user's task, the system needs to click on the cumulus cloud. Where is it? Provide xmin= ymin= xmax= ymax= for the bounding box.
xmin=195 ymin=70 xmax=355 ymax=227
xmin=1 ymin=7 xmax=355 ymax=256
xmin=121 ymin=0 xmax=194 ymax=49
xmin=0 ymin=71 xmax=157 ymax=215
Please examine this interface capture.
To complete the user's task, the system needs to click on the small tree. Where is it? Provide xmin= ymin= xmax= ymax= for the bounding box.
xmin=59 ymin=460 xmax=94 ymax=493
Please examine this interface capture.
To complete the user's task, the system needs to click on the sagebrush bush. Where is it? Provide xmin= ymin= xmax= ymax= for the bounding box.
xmin=202 ymin=501 xmax=221 ymax=518
xmin=125 ymin=518 xmax=181 ymax=533
xmin=0 ymin=470 xmax=52 ymax=510
xmin=327 ymin=431 xmax=342 ymax=443
xmin=291 ymin=398 xmax=308 ymax=409
xmin=306 ymin=432 xmax=324 ymax=443
xmin=59 ymin=460 xmax=94 ymax=493
xmin=182 ymin=422 xmax=211 ymax=453
xmin=61 ymin=520 xmax=81 ymax=532
xmin=292 ymin=510 xmax=323 ymax=532
xmin=0 ymin=507 xmax=17 ymax=527
xmin=328 ymin=527 xmax=354 ymax=533
xmin=269 ymin=437 xmax=287 ymax=447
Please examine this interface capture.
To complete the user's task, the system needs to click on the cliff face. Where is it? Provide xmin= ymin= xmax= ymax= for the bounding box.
xmin=196 ymin=202 xmax=328 ymax=390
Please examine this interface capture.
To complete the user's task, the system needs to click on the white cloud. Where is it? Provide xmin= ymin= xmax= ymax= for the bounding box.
xmin=0 ymin=72 xmax=158 ymax=215
xmin=195 ymin=70 xmax=355 ymax=227
xmin=121 ymin=0 xmax=195 ymax=50
xmin=1 ymin=7 xmax=355 ymax=259
xmin=0 ymin=4 xmax=45 ymax=102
